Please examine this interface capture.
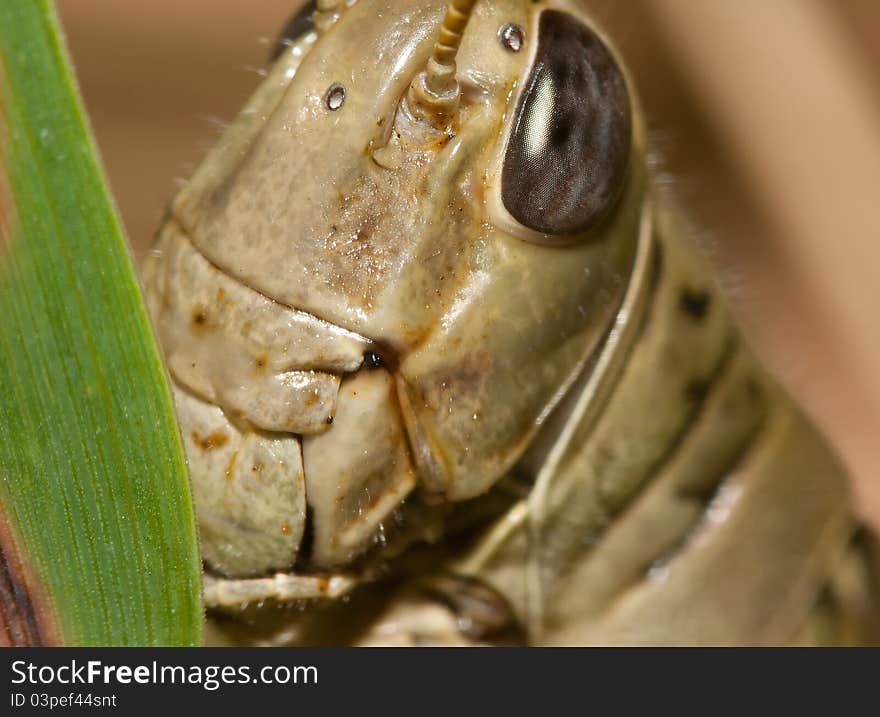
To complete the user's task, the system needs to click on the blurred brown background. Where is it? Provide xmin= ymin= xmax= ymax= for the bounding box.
xmin=56 ymin=0 xmax=880 ymax=527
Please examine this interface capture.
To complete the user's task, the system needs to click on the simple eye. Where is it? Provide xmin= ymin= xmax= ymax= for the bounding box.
xmin=271 ymin=0 xmax=317 ymax=61
xmin=501 ymin=10 xmax=631 ymax=237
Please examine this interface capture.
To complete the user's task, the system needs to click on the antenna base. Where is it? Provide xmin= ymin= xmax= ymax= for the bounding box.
xmin=405 ymin=69 xmax=460 ymax=131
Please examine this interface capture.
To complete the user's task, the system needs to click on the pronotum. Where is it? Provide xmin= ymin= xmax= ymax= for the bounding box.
xmin=142 ymin=0 xmax=879 ymax=645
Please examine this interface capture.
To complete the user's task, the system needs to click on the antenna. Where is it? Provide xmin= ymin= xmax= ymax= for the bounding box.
xmin=407 ymin=0 xmax=479 ymax=128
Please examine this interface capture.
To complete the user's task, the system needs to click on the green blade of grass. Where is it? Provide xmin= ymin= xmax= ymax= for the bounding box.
xmin=0 ymin=2 xmax=201 ymax=645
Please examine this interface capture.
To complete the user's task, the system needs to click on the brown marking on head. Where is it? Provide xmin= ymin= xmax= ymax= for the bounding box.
xmin=190 ymin=431 xmax=229 ymax=452
xmin=253 ymin=354 xmax=268 ymax=373
xmin=190 ymin=305 xmax=210 ymax=330
xmin=280 ymin=523 xmax=291 ymax=535
xmin=224 ymin=450 xmax=239 ymax=480
xmin=0 ymin=510 xmax=59 ymax=646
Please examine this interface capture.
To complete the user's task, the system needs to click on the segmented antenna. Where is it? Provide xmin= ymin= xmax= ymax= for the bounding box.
xmin=407 ymin=0 xmax=479 ymax=127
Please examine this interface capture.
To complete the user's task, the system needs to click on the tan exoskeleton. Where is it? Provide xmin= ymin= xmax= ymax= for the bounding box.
xmin=142 ymin=0 xmax=879 ymax=645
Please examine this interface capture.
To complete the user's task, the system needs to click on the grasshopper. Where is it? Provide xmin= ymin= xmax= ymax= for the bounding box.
xmin=142 ymin=0 xmax=879 ymax=645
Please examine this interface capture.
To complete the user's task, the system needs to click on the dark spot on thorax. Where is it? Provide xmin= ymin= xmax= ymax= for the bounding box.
xmin=684 ymin=378 xmax=710 ymax=404
xmin=679 ymin=287 xmax=712 ymax=321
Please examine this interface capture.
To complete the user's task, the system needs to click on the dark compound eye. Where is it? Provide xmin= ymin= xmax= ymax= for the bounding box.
xmin=501 ymin=10 xmax=631 ymax=237
xmin=271 ymin=0 xmax=317 ymax=62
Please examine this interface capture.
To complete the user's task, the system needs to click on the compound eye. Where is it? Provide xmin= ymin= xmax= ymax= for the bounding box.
xmin=501 ymin=10 xmax=631 ymax=238
xmin=271 ymin=0 xmax=317 ymax=61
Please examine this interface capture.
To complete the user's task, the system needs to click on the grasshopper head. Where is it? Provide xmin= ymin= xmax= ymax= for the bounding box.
xmin=150 ymin=0 xmax=647 ymax=575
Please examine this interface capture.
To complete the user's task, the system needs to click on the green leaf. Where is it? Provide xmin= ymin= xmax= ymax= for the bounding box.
xmin=0 ymin=1 xmax=201 ymax=645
